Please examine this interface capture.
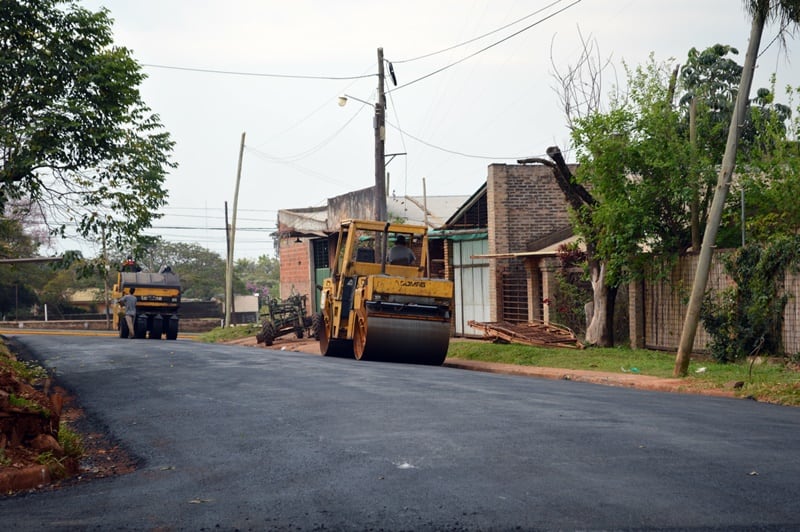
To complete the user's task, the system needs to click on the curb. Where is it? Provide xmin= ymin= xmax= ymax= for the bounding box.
xmin=0 ymin=465 xmax=51 ymax=495
xmin=443 ymin=359 xmax=737 ymax=398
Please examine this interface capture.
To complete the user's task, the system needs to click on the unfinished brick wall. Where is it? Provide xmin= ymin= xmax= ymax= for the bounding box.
xmin=487 ymin=163 xmax=573 ymax=322
xmin=278 ymin=238 xmax=312 ymax=302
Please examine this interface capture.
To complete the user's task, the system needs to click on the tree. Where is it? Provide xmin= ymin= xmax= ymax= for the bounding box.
xmin=534 ymin=56 xmax=698 ymax=346
xmin=235 ymin=255 xmax=280 ymax=304
xmin=0 ymin=213 xmax=51 ymax=318
xmin=0 ymin=0 xmax=175 ymax=256
xmin=744 ymin=83 xmax=800 ymax=240
xmin=675 ymin=0 xmax=800 ymax=377
xmin=136 ymin=240 xmax=235 ymax=300
xmin=521 ymin=147 xmax=616 ymax=346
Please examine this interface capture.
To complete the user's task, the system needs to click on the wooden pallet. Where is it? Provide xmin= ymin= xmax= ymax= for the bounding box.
xmin=467 ymin=320 xmax=583 ymax=349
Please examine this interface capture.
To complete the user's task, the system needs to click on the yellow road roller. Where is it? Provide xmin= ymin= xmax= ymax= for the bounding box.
xmin=318 ymin=219 xmax=453 ymax=365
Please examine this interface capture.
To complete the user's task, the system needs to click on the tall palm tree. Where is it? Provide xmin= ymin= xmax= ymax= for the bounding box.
xmin=674 ymin=0 xmax=800 ymax=376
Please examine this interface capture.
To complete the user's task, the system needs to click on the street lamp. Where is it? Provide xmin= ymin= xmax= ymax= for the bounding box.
xmin=338 ymin=48 xmax=388 ymax=223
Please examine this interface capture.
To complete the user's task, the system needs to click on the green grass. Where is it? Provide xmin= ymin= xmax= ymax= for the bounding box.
xmin=198 ymin=323 xmax=262 ymax=343
xmin=8 ymin=393 xmax=51 ymax=417
xmin=58 ymin=422 xmax=84 ymax=458
xmin=0 ymin=342 xmax=48 ymax=382
xmin=447 ymin=340 xmax=800 ymax=406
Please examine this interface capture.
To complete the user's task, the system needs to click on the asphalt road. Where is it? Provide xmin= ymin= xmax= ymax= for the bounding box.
xmin=2 ymin=334 xmax=800 ymax=531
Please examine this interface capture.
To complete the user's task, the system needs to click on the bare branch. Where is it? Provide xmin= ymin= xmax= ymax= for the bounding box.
xmin=549 ymin=27 xmax=614 ymax=131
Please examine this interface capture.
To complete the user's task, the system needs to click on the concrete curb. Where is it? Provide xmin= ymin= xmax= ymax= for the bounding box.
xmin=443 ymin=359 xmax=738 ymax=398
xmin=0 ymin=465 xmax=51 ymax=495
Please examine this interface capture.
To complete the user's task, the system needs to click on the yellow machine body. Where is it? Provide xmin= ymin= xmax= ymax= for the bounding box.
xmin=319 ymin=219 xmax=453 ymax=365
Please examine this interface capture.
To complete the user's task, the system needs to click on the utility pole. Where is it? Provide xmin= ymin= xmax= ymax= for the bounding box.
xmin=375 ymin=47 xmax=387 ymax=222
xmin=225 ymin=132 xmax=245 ymax=328
xmin=102 ymin=231 xmax=110 ymax=330
xmin=674 ymin=11 xmax=763 ymax=376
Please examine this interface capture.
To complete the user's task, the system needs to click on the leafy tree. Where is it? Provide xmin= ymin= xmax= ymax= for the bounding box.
xmin=38 ymin=263 xmax=105 ymax=318
xmin=534 ymin=56 xmax=698 ymax=346
xmin=700 ymin=237 xmax=800 ymax=362
xmin=0 ymin=0 xmax=175 ymax=257
xmin=744 ymin=83 xmax=800 ymax=240
xmin=0 ymin=214 xmax=49 ymax=318
xmin=235 ymin=255 xmax=280 ymax=304
xmin=135 ymin=240 xmax=236 ymax=300
xmin=546 ymin=45 xmax=796 ymax=347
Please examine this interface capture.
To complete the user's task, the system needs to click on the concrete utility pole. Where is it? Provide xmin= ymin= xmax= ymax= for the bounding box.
xmin=674 ymin=11 xmax=763 ymax=376
xmin=375 ymin=47 xmax=387 ymax=222
xmin=225 ymin=131 xmax=245 ymax=328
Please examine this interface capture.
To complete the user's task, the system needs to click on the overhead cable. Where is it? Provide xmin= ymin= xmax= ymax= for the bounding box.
xmin=385 ymin=120 xmax=542 ymax=161
xmin=388 ymin=0 xmax=583 ymax=94
xmin=141 ymin=63 xmax=375 ymax=81
xmin=392 ymin=0 xmax=566 ymax=64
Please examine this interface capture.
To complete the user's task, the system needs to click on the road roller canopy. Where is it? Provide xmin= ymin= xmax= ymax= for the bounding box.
xmin=333 ymin=219 xmax=434 ymax=278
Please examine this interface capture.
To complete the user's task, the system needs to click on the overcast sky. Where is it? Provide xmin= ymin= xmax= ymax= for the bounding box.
xmin=64 ymin=0 xmax=799 ymax=261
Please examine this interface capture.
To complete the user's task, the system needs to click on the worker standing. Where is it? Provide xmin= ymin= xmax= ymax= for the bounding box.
xmin=119 ymin=288 xmax=137 ymax=338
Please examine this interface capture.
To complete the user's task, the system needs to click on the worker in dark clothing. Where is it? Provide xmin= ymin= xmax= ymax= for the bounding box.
xmin=388 ymin=235 xmax=416 ymax=265
xmin=121 ymin=256 xmax=141 ymax=272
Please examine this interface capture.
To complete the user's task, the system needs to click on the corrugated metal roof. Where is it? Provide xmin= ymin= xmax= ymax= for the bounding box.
xmin=387 ymin=194 xmax=470 ymax=228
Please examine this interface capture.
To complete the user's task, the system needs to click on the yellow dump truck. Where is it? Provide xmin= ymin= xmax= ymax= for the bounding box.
xmin=112 ymin=270 xmax=181 ymax=340
xmin=318 ymin=219 xmax=454 ymax=365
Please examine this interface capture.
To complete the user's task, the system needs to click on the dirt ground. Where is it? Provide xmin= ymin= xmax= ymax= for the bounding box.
xmin=228 ymin=334 xmax=321 ymax=353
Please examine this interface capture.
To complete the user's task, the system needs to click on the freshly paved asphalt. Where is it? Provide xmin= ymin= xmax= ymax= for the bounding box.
xmin=2 ymin=334 xmax=800 ymax=531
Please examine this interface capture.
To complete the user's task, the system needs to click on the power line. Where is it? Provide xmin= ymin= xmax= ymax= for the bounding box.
xmin=385 ymin=119 xmax=540 ymax=161
xmin=139 ymin=1 xmax=582 ymax=96
xmin=141 ymin=63 xmax=374 ymax=81
xmin=147 ymin=226 xmax=275 ymax=231
xmin=392 ymin=0 xmax=567 ymax=64
xmin=388 ymin=0 xmax=583 ymax=94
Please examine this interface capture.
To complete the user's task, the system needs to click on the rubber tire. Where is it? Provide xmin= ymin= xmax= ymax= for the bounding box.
xmin=166 ymin=316 xmax=179 ymax=340
xmin=149 ymin=315 xmax=163 ymax=340
xmin=260 ymin=322 xmax=277 ymax=346
xmin=311 ymin=312 xmax=323 ymax=341
xmin=135 ymin=316 xmax=147 ymax=339
xmin=119 ymin=319 xmax=129 ymax=339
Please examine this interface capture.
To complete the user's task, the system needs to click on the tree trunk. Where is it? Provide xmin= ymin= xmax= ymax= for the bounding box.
xmin=584 ymin=259 xmax=616 ymax=346
xmin=521 ymin=147 xmax=616 ymax=346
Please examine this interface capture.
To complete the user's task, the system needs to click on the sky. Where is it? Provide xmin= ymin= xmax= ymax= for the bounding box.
xmin=59 ymin=0 xmax=800 ymax=261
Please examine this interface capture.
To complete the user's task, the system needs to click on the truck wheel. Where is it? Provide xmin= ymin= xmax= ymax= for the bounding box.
xmin=311 ymin=312 xmax=323 ymax=341
xmin=135 ymin=316 xmax=147 ymax=339
xmin=119 ymin=320 xmax=129 ymax=339
xmin=149 ymin=315 xmax=163 ymax=340
xmin=166 ymin=316 xmax=179 ymax=340
xmin=259 ymin=322 xmax=276 ymax=346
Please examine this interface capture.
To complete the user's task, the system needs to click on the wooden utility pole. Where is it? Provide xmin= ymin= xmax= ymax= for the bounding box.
xmin=225 ymin=132 xmax=245 ymax=328
xmin=375 ymin=47 xmax=387 ymax=222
